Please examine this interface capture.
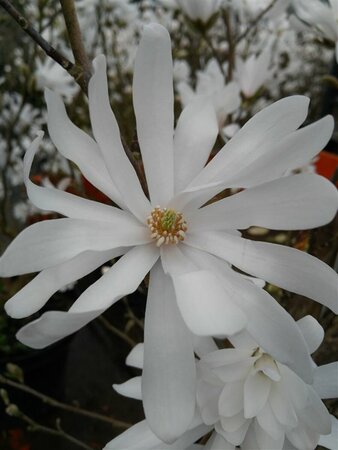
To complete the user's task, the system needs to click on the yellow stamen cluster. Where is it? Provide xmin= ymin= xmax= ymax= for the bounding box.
xmin=147 ymin=207 xmax=187 ymax=247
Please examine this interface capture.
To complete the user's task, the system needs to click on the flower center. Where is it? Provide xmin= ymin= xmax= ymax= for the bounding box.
xmin=147 ymin=207 xmax=187 ymax=247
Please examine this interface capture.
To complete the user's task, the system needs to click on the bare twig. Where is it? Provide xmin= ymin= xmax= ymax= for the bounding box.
xmin=201 ymin=31 xmax=226 ymax=76
xmin=0 ymin=375 xmax=131 ymax=429
xmin=6 ymin=405 xmax=94 ymax=450
xmin=0 ymin=0 xmax=87 ymax=92
xmin=98 ymin=316 xmax=137 ymax=347
xmin=235 ymin=0 xmax=278 ymax=44
xmin=222 ymin=10 xmax=235 ymax=82
xmin=59 ymin=0 xmax=92 ymax=91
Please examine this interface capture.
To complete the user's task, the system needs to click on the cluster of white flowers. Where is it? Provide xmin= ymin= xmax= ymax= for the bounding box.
xmin=1 ymin=1 xmax=338 ymax=449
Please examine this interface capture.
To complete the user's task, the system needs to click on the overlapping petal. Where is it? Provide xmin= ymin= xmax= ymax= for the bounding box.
xmin=0 ymin=217 xmax=150 ymax=276
xmin=312 ymin=363 xmax=338 ymax=399
xmin=133 ymin=23 xmax=174 ymax=205
xmin=88 ymin=55 xmax=150 ymax=221
xmin=16 ymin=244 xmax=159 ymax=348
xmin=142 ymin=261 xmax=196 ymax=443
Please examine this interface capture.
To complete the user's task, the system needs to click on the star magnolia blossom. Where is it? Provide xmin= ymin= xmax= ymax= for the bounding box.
xmin=108 ymin=317 xmax=338 ymax=450
xmin=292 ymin=0 xmax=338 ymax=62
xmin=1 ymin=23 xmax=338 ymax=442
xmin=177 ymin=59 xmax=241 ymax=129
xmin=176 ymin=0 xmax=222 ymax=24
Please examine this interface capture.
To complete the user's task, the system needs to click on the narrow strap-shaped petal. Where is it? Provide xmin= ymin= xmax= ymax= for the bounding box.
xmin=5 ymin=248 xmax=125 ymax=318
xmin=186 ymin=231 xmax=338 ymax=314
xmin=189 ymin=96 xmax=310 ymax=188
xmin=113 ymin=377 xmax=142 ymax=400
xmin=16 ymin=245 xmax=158 ymax=349
xmin=174 ymin=100 xmax=218 ymax=193
xmin=24 ymin=132 xmax=135 ymax=222
xmin=182 ymin=245 xmax=314 ymax=383
xmin=126 ymin=343 xmax=144 ymax=369
xmin=142 ymin=261 xmax=196 ymax=443
xmin=45 ymin=89 xmax=125 ymax=207
xmin=187 ymin=174 xmax=338 ymax=232
xmin=0 ymin=218 xmax=150 ymax=276
xmin=297 ymin=316 xmax=324 ymax=354
xmin=133 ymin=24 xmax=174 ymax=205
xmin=312 ymin=363 xmax=338 ymax=399
xmin=318 ymin=415 xmax=338 ymax=450
xmin=88 ymin=55 xmax=151 ymax=221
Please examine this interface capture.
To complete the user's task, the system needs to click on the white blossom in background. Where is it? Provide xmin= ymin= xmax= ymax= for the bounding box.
xmin=107 ymin=316 xmax=338 ymax=450
xmin=177 ymin=59 xmax=241 ymax=128
xmin=234 ymin=44 xmax=274 ymax=98
xmin=175 ymin=0 xmax=222 ymax=23
xmin=291 ymin=0 xmax=338 ymax=61
xmin=35 ymin=58 xmax=79 ymax=102
xmin=1 ymin=23 xmax=338 ymax=443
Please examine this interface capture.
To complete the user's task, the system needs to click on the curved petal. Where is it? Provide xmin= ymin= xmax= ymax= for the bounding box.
xmin=0 ymin=218 xmax=150 ymax=276
xmin=16 ymin=245 xmax=159 ymax=349
xmin=312 ymin=363 xmax=338 ymax=399
xmin=297 ymin=315 xmax=324 ymax=354
xmin=189 ymin=96 xmax=310 ymax=188
xmin=142 ymin=262 xmax=196 ymax=443
xmin=186 ymin=231 xmax=338 ymax=314
xmin=174 ymin=100 xmax=218 ymax=193
xmin=113 ymin=376 xmax=142 ymax=400
xmin=88 ymin=55 xmax=150 ymax=221
xmin=24 ymin=133 xmax=134 ymax=221
xmin=205 ymin=432 xmax=236 ymax=450
xmin=188 ymin=174 xmax=338 ymax=232
xmin=133 ymin=23 xmax=174 ymax=206
xmin=318 ymin=415 xmax=338 ymax=450
xmin=5 ymin=248 xmax=125 ymax=318
xmin=126 ymin=343 xmax=144 ymax=369
xmin=244 ymin=372 xmax=271 ymax=418
xmin=182 ymin=244 xmax=313 ymax=383
xmin=218 ymin=381 xmax=244 ymax=417
xmin=45 ymin=89 xmax=124 ymax=207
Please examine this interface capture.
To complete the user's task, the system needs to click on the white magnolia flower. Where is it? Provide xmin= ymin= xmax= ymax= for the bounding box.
xmin=235 ymin=44 xmax=274 ymax=98
xmin=1 ymin=23 xmax=338 ymax=442
xmin=176 ymin=0 xmax=222 ymax=23
xmin=292 ymin=0 xmax=338 ymax=62
xmin=108 ymin=316 xmax=338 ymax=450
xmin=177 ymin=59 xmax=241 ymax=128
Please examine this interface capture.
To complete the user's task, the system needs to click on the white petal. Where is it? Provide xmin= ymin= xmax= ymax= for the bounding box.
xmin=197 ymin=378 xmax=221 ymax=425
xmin=318 ymin=415 xmax=338 ymax=450
xmin=187 ymin=232 xmax=338 ymax=314
xmin=269 ymin=382 xmax=298 ymax=428
xmin=297 ymin=315 xmax=324 ymax=354
xmin=244 ymin=372 xmax=271 ymax=418
xmin=16 ymin=245 xmax=158 ymax=348
xmin=182 ymin=242 xmax=313 ymax=383
xmin=214 ymin=359 xmax=253 ymax=383
xmin=188 ymin=174 xmax=338 ymax=232
xmin=286 ymin=422 xmax=319 ymax=450
xmin=103 ymin=420 xmax=163 ymax=449
xmin=0 ymin=218 xmax=150 ymax=276
xmin=113 ymin=377 xmax=142 ymax=400
xmin=45 ymin=89 xmax=124 ymax=207
xmin=173 ymin=270 xmax=247 ymax=337
xmin=88 ymin=55 xmax=150 ymax=221
xmin=216 ymin=419 xmax=251 ymax=446
xmin=126 ymin=343 xmax=144 ymax=369
xmin=301 ymin=387 xmax=331 ymax=435
xmin=254 ymin=421 xmax=285 ymax=450
xmin=193 ymin=336 xmax=218 ymax=358
xmin=5 ymin=248 xmax=124 ymax=318
xmin=205 ymin=432 xmax=236 ymax=450
xmin=202 ymin=348 xmax=253 ymax=368
xmin=174 ymin=100 xmax=218 ymax=193
xmin=142 ymin=262 xmax=196 ymax=443
xmin=133 ymin=24 xmax=174 ymax=205
xmin=24 ymin=133 xmax=129 ymax=221
xmin=218 ymin=381 xmax=244 ymax=417
xmin=220 ymin=411 xmax=247 ymax=433
xmin=312 ymin=363 xmax=338 ymax=399
xmin=256 ymin=401 xmax=284 ymax=440
xmin=189 ymin=96 xmax=310 ymax=188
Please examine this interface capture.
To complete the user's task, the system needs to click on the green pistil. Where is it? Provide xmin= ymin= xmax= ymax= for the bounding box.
xmin=161 ymin=209 xmax=177 ymax=231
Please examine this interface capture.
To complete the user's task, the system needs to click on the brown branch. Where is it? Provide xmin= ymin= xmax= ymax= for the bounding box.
xmin=98 ymin=316 xmax=137 ymax=347
xmin=235 ymin=0 xmax=278 ymax=44
xmin=0 ymin=375 xmax=131 ymax=429
xmin=223 ymin=10 xmax=235 ymax=82
xmin=0 ymin=0 xmax=87 ymax=93
xmin=59 ymin=0 xmax=92 ymax=92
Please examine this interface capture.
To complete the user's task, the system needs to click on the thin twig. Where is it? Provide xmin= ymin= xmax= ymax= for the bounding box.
xmin=223 ymin=10 xmax=235 ymax=82
xmin=8 ymin=407 xmax=94 ymax=450
xmin=98 ymin=316 xmax=137 ymax=347
xmin=59 ymin=0 xmax=92 ymax=92
xmin=0 ymin=0 xmax=87 ymax=92
xmin=235 ymin=0 xmax=278 ymax=44
xmin=201 ymin=31 xmax=226 ymax=76
xmin=0 ymin=375 xmax=131 ymax=429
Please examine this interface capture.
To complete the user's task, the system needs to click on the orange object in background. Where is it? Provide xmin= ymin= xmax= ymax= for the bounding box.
xmin=315 ymin=151 xmax=338 ymax=186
